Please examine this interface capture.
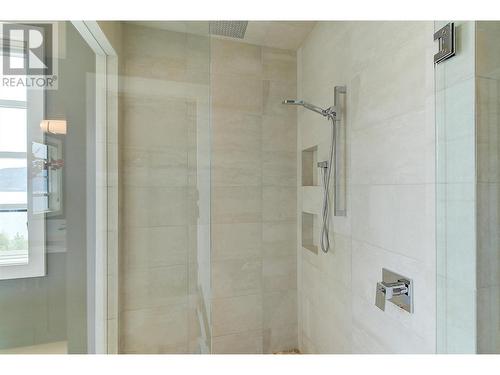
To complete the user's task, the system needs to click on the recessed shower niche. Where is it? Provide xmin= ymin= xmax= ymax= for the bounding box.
xmin=302 ymin=145 xmax=318 ymax=187
xmin=301 ymin=145 xmax=319 ymax=254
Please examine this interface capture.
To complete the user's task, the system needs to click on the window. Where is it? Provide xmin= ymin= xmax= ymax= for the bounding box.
xmin=0 ymin=31 xmax=46 ymax=279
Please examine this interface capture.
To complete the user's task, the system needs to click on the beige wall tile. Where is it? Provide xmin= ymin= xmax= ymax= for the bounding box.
xmin=123 ymin=226 xmax=189 ymax=269
xmin=211 ymin=38 xmax=262 ymax=79
xmin=262 ymin=47 xmax=297 ymax=83
xmin=262 ymin=324 xmax=298 ymax=354
xmin=212 ymin=223 xmax=263 ymax=260
xmin=148 ymin=187 xmax=189 ymax=226
xmin=212 ymin=186 xmax=262 ymax=224
xmin=121 ymin=30 xmax=298 ymax=354
xmin=262 ymin=114 xmax=297 ymax=153
xmin=263 ymin=186 xmax=297 ymax=222
xmin=262 ymin=150 xmax=297 ymax=187
xmin=212 ymin=294 xmax=263 ymax=336
xmin=477 ymin=22 xmax=500 ymax=80
xmin=263 ymin=290 xmax=297 ymax=329
xmin=262 ymin=222 xmax=296 ymax=258
xmin=121 ymin=265 xmax=188 ymax=311
xmin=263 ymin=256 xmax=297 ymax=292
xmin=120 ymin=305 xmax=189 ymax=353
xmin=212 ymin=74 xmax=263 ymax=114
xmin=212 ymin=148 xmax=262 ymax=187
xmin=120 ymin=23 xmax=211 ymax=354
xmin=263 ymin=80 xmax=297 ymax=117
xmin=212 ymin=258 xmax=263 ymax=298
xmin=212 ymin=330 xmax=263 ymax=354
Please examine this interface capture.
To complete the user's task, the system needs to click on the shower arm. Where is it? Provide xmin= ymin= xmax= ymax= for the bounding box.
xmin=299 ymin=86 xmax=346 ymax=118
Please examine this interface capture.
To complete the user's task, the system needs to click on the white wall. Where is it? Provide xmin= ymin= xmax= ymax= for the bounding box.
xmin=297 ymin=21 xmax=436 ymax=353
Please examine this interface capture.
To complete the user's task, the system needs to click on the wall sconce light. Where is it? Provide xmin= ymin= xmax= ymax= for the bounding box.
xmin=40 ymin=120 xmax=67 ymax=135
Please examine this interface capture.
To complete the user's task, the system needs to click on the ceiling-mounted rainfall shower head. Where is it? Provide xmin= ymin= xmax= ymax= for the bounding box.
xmin=282 ymin=98 xmax=332 ymax=117
xmin=209 ymin=21 xmax=248 ymax=39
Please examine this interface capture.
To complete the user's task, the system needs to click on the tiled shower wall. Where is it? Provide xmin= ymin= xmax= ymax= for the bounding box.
xmin=119 ymin=23 xmax=211 ymax=353
xmin=297 ymin=21 xmax=436 ymax=353
xmin=210 ymin=38 xmax=298 ymax=353
xmin=118 ymin=25 xmax=298 ymax=353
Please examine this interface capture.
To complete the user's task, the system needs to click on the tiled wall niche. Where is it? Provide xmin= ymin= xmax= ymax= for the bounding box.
xmin=301 ymin=146 xmax=319 ymax=254
xmin=301 ymin=212 xmax=318 ymax=254
xmin=302 ymin=146 xmax=318 ymax=186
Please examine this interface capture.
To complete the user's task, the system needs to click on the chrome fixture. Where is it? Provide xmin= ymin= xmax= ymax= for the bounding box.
xmin=434 ymin=22 xmax=455 ymax=64
xmin=375 ymin=268 xmax=413 ymax=313
xmin=283 ymin=86 xmax=346 ymax=254
xmin=282 ymin=99 xmax=336 ymax=118
xmin=209 ymin=21 xmax=248 ymax=39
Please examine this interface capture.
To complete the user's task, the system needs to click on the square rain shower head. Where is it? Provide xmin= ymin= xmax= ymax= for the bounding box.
xmin=209 ymin=21 xmax=248 ymax=39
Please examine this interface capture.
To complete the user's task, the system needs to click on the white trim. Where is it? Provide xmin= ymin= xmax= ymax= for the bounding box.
xmin=71 ymin=21 xmax=110 ymax=354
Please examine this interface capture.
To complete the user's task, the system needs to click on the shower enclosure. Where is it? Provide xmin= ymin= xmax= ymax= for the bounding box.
xmin=3 ymin=20 xmax=500 ymax=355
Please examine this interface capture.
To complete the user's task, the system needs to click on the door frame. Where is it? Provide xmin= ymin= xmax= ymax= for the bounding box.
xmin=72 ymin=21 xmax=118 ymax=354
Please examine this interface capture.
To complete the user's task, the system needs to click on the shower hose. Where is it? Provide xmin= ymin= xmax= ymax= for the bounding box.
xmin=320 ymin=114 xmax=336 ymax=253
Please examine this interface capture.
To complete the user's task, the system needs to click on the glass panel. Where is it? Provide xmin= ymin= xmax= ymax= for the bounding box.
xmin=437 ymin=20 xmax=500 ymax=354
xmin=119 ymin=21 xmax=211 ymax=354
xmin=435 ymin=21 xmax=477 ymax=353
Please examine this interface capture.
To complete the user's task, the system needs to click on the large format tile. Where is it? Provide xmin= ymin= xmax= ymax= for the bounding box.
xmin=212 ymin=258 xmax=263 ymax=298
xmin=352 ymin=295 xmax=432 ymax=353
xmin=262 ymin=47 xmax=297 ymax=83
xmin=212 ymin=186 xmax=262 ymax=224
xmin=211 ymin=38 xmax=262 ymax=79
xmin=262 ymin=114 xmax=297 ymax=153
xmin=262 ymin=222 xmax=297 ymax=258
xmin=121 ymin=265 xmax=188 ymax=311
xmin=263 ymin=256 xmax=297 ymax=292
xmin=350 ymin=184 xmax=435 ymax=265
xmin=212 ymin=294 xmax=264 ymax=337
xmin=212 ymin=330 xmax=263 ymax=354
xmin=123 ymin=226 xmax=188 ymax=269
xmin=212 ymin=223 xmax=262 ymax=261
xmin=212 ymin=74 xmax=263 ymax=114
xmin=350 ymin=108 xmax=434 ymax=185
xmin=262 ymin=186 xmax=297 ymax=222
xmin=262 ymin=150 xmax=297 ymax=187
xmin=120 ymin=305 xmax=189 ymax=353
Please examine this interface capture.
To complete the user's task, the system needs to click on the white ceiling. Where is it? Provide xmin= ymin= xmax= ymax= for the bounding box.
xmin=128 ymin=21 xmax=316 ymax=50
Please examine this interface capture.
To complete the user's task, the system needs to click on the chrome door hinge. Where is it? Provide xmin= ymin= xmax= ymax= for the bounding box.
xmin=434 ymin=22 xmax=456 ymax=64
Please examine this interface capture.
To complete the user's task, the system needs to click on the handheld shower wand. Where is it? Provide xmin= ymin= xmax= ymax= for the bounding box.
xmin=282 ymin=87 xmax=346 ymax=253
